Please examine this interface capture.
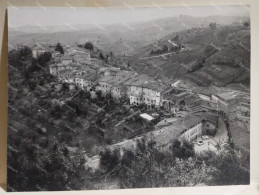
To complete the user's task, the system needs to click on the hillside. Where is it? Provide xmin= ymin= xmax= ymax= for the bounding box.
xmin=128 ymin=22 xmax=250 ymax=88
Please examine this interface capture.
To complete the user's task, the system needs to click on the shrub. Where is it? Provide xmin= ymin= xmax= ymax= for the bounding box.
xmin=84 ymin=42 xmax=94 ymax=50
xmin=100 ymin=148 xmax=120 ymax=172
xmin=171 ymin=139 xmax=194 ymax=159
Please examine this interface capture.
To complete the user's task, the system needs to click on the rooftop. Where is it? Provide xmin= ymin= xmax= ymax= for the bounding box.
xmin=216 ymin=92 xmax=238 ymax=101
xmin=151 ymin=115 xmax=203 ymax=145
xmin=140 ymin=113 xmax=155 ymax=121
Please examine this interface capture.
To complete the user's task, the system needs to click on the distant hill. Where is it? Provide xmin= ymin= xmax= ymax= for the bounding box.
xmin=9 ymin=15 xmax=248 ymax=56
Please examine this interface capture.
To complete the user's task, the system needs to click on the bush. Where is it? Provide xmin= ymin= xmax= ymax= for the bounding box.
xmin=100 ymin=148 xmax=120 ymax=172
xmin=96 ymin=90 xmax=102 ymax=99
xmin=206 ymin=149 xmax=250 ymax=185
xmin=121 ymin=150 xmax=135 ymax=167
xmin=37 ymin=52 xmax=52 ymax=67
xmin=171 ymin=139 xmax=194 ymax=159
xmin=84 ymin=42 xmax=94 ymax=50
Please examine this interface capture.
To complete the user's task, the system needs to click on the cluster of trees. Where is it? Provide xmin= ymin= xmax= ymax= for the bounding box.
xmin=55 ymin=42 xmax=64 ymax=54
xmin=8 ymin=46 xmax=32 ymax=69
xmin=8 ymin=63 xmax=89 ymax=191
xmin=94 ymin=90 xmax=115 ymax=106
xmin=171 ymin=139 xmax=195 ymax=159
xmin=8 ymin=122 xmax=87 ymax=191
xmin=28 ymin=52 xmax=52 ymax=73
xmin=98 ymin=137 xmax=250 ymax=188
xmin=8 ymin=44 xmax=95 ymax=191
xmin=50 ymin=98 xmax=89 ymax=121
xmin=8 ymin=47 xmax=53 ymax=92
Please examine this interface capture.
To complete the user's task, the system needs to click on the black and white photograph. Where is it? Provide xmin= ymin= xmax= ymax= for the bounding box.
xmin=7 ymin=5 xmax=250 ymax=191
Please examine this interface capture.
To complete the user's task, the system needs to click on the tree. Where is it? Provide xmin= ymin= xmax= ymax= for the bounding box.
xmin=28 ymin=81 xmax=37 ymax=91
xmin=50 ymin=105 xmax=62 ymax=118
xmin=173 ymin=34 xmax=179 ymax=41
xmin=100 ymin=148 xmax=120 ymax=172
xmin=37 ymin=52 xmax=52 ymax=67
xmin=165 ymin=157 xmax=216 ymax=187
xmin=121 ymin=150 xmax=135 ymax=167
xmin=162 ymin=45 xmax=169 ymax=53
xmin=209 ymin=22 xmax=217 ymax=30
xmin=243 ymin=21 xmax=250 ymax=29
xmin=110 ymin=51 xmax=113 ymax=57
xmin=96 ymin=90 xmax=102 ymax=99
xmin=79 ymin=90 xmax=91 ymax=99
xmin=171 ymin=140 xmax=194 ymax=159
xmin=99 ymin=52 xmax=105 ymax=60
xmin=171 ymin=139 xmax=182 ymax=158
xmin=61 ymin=82 xmax=69 ymax=91
xmin=7 ymin=125 xmax=86 ymax=191
xmin=206 ymin=149 xmax=250 ymax=185
xmin=181 ymin=141 xmax=195 ymax=159
xmin=8 ymin=47 xmax=32 ymax=69
xmin=55 ymin=42 xmax=64 ymax=54
xmin=20 ymin=46 xmax=32 ymax=60
xmin=84 ymin=42 xmax=94 ymax=50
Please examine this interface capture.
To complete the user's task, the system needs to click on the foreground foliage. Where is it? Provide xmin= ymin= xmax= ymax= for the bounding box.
xmin=98 ymin=137 xmax=249 ymax=188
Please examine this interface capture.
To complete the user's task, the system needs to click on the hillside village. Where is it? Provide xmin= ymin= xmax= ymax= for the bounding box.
xmin=30 ymin=40 xmax=250 ymax=154
xmin=7 ymin=15 xmax=250 ymax=190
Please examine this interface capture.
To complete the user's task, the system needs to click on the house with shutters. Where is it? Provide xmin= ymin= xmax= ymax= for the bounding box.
xmin=74 ymin=72 xmax=97 ymax=91
xmin=129 ymin=75 xmax=166 ymax=108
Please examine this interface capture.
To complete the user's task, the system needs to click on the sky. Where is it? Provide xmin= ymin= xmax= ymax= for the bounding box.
xmin=8 ymin=5 xmax=250 ymax=27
